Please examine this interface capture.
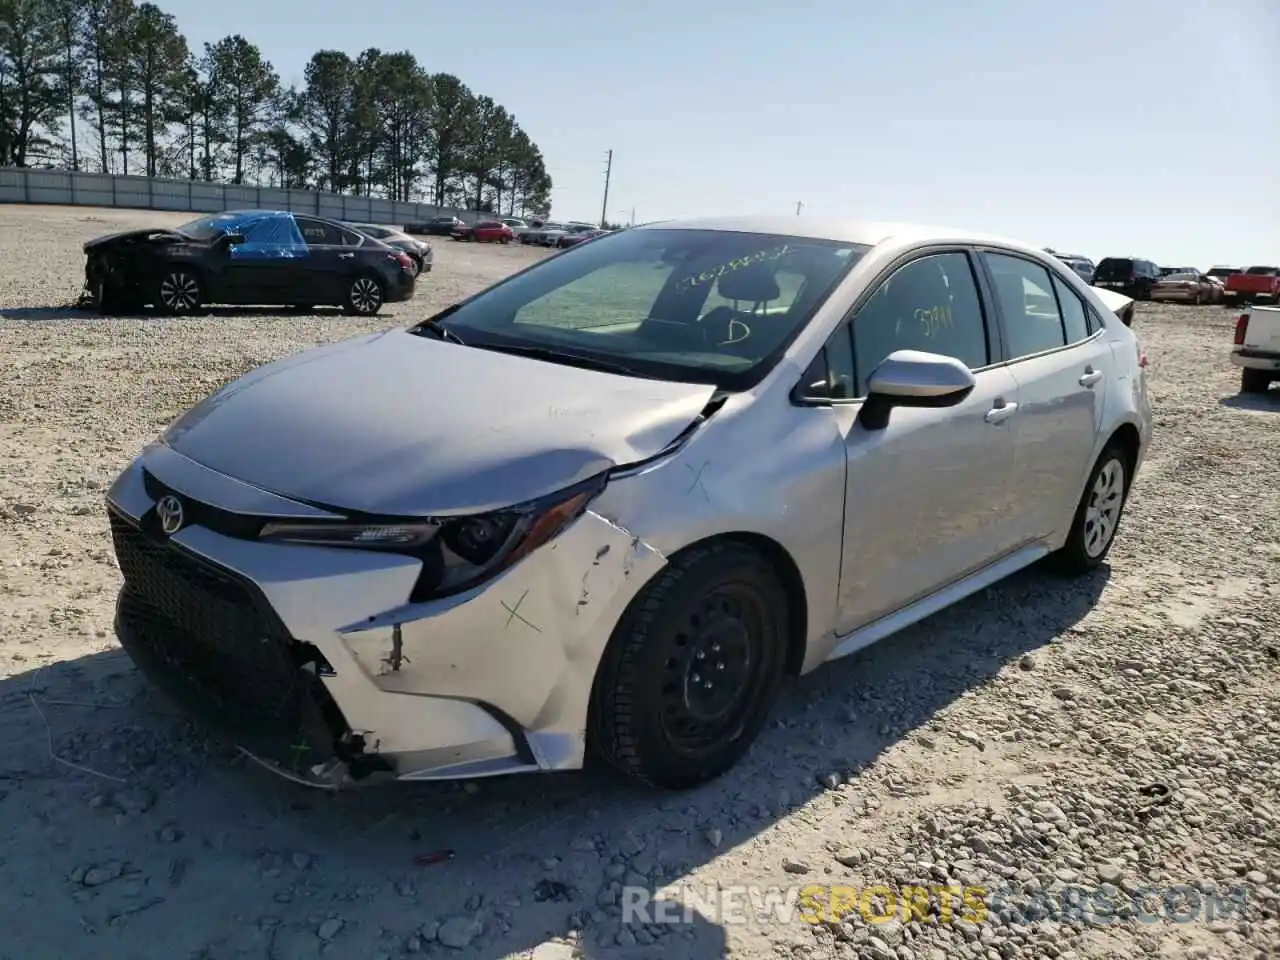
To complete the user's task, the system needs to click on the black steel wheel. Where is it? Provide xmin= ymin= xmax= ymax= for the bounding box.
xmin=589 ymin=540 xmax=790 ymax=789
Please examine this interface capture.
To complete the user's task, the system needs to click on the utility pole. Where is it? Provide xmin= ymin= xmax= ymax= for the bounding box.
xmin=796 ymin=201 xmax=803 ymax=216
xmin=600 ymin=149 xmax=613 ymax=228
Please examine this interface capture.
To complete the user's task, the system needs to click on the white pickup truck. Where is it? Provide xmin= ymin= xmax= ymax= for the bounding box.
xmin=1231 ymin=304 xmax=1280 ymax=394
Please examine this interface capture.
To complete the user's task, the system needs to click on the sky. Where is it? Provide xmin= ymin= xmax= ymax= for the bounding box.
xmin=162 ymin=0 xmax=1277 ymax=267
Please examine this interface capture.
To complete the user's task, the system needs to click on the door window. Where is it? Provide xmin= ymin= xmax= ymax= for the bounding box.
xmin=797 ymin=324 xmax=856 ymax=401
xmin=295 ymin=217 xmax=344 ymax=246
xmin=1050 ymin=273 xmax=1090 ymax=344
xmin=850 ymin=252 xmax=989 ymax=395
xmin=982 ymin=253 xmax=1068 ymax=358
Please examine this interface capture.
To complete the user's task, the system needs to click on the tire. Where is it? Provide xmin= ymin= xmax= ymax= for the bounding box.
xmin=588 ymin=540 xmax=790 ymax=789
xmin=1241 ymin=368 xmax=1271 ymax=394
xmin=155 ymin=268 xmax=201 ymax=315
xmin=1050 ymin=442 xmax=1132 ymax=575
xmin=343 ymin=276 xmax=384 ymax=316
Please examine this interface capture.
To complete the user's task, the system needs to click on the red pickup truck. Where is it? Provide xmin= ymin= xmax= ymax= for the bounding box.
xmin=1224 ymin=266 xmax=1280 ymax=305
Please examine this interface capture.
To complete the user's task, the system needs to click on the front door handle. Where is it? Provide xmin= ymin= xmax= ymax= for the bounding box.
xmin=984 ymin=399 xmax=1018 ymax=424
xmin=338 ymin=252 xmax=354 ymax=259
xmin=1079 ymin=368 xmax=1103 ymax=388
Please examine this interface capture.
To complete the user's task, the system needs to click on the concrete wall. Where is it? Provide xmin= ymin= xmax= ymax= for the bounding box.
xmin=0 ymin=167 xmax=496 ymax=227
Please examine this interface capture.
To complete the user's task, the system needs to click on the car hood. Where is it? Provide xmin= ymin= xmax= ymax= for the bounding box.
xmin=159 ymin=329 xmax=717 ymax=516
xmin=83 ymin=228 xmax=185 ymax=253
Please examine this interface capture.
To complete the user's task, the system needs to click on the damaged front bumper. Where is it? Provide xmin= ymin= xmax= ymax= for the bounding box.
xmin=105 ymin=451 xmax=666 ymax=788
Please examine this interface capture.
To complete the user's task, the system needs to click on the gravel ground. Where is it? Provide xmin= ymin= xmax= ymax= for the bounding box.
xmin=0 ymin=204 xmax=1277 ymax=960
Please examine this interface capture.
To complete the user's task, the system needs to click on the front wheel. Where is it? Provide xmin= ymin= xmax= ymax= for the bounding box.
xmin=1241 ymin=368 xmax=1272 ymax=394
xmin=155 ymin=269 xmax=201 ymax=314
xmin=343 ymin=276 xmax=383 ymax=316
xmin=1050 ymin=443 xmax=1131 ymax=575
xmin=588 ymin=541 xmax=790 ymax=789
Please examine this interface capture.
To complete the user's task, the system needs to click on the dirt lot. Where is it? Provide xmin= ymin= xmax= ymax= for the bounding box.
xmin=0 ymin=204 xmax=1277 ymax=960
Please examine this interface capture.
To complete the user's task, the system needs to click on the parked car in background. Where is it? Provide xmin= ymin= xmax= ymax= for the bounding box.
xmin=452 ymin=220 xmax=516 ymax=243
xmin=1224 ymin=266 xmax=1280 ymax=305
xmin=523 ymin=221 xmax=569 ymax=247
xmin=1058 ymin=255 xmax=1096 ymax=283
xmin=557 ymin=228 xmax=607 ymax=249
xmin=1206 ymin=266 xmax=1240 ymax=285
xmin=82 ymin=209 xmax=416 ymax=316
xmin=344 ymin=222 xmax=433 ymax=274
xmin=1151 ymin=270 xmax=1220 ymax=305
xmin=1092 ymin=257 xmax=1161 ymax=300
xmin=103 ymin=215 xmax=1151 ymax=791
xmin=502 ymin=218 xmax=528 ymax=232
xmin=406 ymin=216 xmax=465 ymax=237
xmin=1231 ymin=305 xmax=1280 ymax=393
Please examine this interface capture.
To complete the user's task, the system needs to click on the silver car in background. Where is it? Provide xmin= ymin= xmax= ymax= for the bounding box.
xmin=106 ymin=216 xmax=1152 ymax=790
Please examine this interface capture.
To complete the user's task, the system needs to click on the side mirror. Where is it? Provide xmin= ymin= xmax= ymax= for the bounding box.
xmin=858 ymin=350 xmax=976 ymax=431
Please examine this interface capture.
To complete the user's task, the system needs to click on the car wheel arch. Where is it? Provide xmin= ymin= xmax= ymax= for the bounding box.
xmin=1105 ymin=422 xmax=1141 ymax=481
xmin=614 ymin=531 xmax=810 ymax=677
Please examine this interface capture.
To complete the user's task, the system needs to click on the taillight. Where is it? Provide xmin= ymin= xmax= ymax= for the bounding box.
xmin=392 ymin=251 xmax=413 ymax=271
xmin=1234 ymin=314 xmax=1249 ymax=345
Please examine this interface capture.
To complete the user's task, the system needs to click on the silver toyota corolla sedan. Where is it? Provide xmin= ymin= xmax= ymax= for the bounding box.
xmin=105 ymin=216 xmax=1152 ymax=790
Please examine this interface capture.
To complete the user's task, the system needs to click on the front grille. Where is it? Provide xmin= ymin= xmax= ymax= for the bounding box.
xmin=141 ymin=469 xmax=267 ymax=541
xmin=108 ymin=509 xmax=322 ymax=760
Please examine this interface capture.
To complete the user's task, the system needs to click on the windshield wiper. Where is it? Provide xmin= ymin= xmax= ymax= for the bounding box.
xmin=473 ymin=342 xmax=643 ymax=377
xmin=413 ymin=316 xmax=466 ymax=345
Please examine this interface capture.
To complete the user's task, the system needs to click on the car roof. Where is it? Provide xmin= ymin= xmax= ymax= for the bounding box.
xmin=219 ymin=209 xmax=294 ymax=222
xmin=634 ymin=215 xmax=1055 ymax=257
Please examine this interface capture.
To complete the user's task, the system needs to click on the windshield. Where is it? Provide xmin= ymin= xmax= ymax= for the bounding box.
xmin=175 ymin=213 xmax=243 ymax=241
xmin=1245 ymin=266 xmax=1278 ymax=275
xmin=1093 ymin=258 xmax=1133 ymax=280
xmin=1165 ymin=272 xmax=1198 ymax=281
xmin=418 ymin=227 xmax=870 ymax=388
xmin=1207 ymin=268 xmax=1235 ymax=278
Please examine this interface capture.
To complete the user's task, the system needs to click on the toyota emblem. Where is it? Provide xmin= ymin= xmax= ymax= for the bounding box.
xmin=155 ymin=494 xmax=185 ymax=535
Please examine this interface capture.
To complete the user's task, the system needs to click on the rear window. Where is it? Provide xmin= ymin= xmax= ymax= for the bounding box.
xmin=1093 ymin=258 xmax=1134 ymax=280
xmin=1245 ymin=266 xmax=1278 ymax=276
xmin=1207 ymin=268 xmax=1236 ymax=278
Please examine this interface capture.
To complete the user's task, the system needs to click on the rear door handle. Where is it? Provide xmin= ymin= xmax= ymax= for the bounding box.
xmin=1079 ymin=368 xmax=1103 ymax=387
xmin=984 ymin=400 xmax=1018 ymax=424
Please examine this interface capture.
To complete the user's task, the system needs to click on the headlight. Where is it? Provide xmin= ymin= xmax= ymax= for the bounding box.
xmin=257 ymin=474 xmax=605 ymax=601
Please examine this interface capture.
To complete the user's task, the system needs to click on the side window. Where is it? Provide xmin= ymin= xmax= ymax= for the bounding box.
xmin=850 ymin=252 xmax=988 ymax=396
xmin=1085 ymin=304 xmax=1103 ymax=334
xmin=1050 ymin=273 xmax=1090 ymax=343
xmin=295 ymin=217 xmax=342 ymax=246
xmin=796 ymin=325 xmax=856 ymax=401
xmin=982 ymin=253 xmax=1067 ymax=358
